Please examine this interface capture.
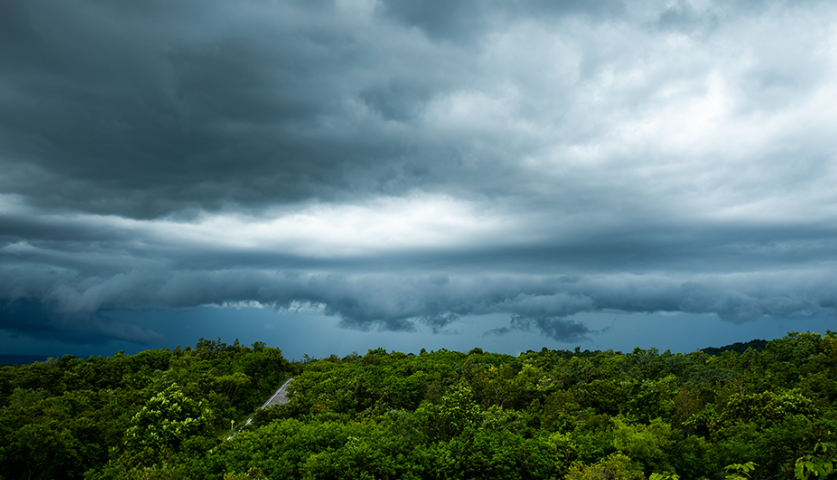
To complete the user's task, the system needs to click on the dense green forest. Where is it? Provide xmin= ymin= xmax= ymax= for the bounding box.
xmin=1 ymin=332 xmax=836 ymax=480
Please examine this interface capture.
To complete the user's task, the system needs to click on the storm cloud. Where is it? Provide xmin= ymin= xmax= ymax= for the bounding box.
xmin=2 ymin=0 xmax=837 ymax=345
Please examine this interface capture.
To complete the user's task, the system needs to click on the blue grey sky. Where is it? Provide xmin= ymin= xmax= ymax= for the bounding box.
xmin=1 ymin=0 xmax=836 ymax=357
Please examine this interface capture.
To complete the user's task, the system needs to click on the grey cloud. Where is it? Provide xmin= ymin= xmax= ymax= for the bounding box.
xmin=3 ymin=193 xmax=837 ymax=344
xmin=380 ymin=0 xmax=626 ymax=41
xmin=0 ymin=1 xmax=411 ymax=217
xmin=3 ymin=0 xmax=837 ymax=346
xmin=515 ymin=316 xmax=591 ymax=342
xmin=2 ymin=257 xmax=835 ymax=343
xmin=657 ymin=1 xmax=719 ymax=34
xmin=484 ymin=315 xmax=591 ymax=342
xmin=360 ymin=79 xmax=436 ymax=123
xmin=2 ymin=0 xmax=833 ymax=218
xmin=3 ymin=0 xmax=563 ymax=219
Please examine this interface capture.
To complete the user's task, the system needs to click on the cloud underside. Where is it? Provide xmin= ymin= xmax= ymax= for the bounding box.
xmin=2 ymin=0 xmax=837 ymax=344
xmin=2 ymin=266 xmax=834 ymax=344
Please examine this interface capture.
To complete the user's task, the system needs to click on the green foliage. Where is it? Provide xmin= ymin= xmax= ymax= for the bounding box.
xmin=794 ymin=442 xmax=837 ymax=480
xmin=567 ymin=453 xmax=645 ymax=480
xmin=124 ymin=383 xmax=214 ymax=453
xmin=0 ymin=422 xmax=80 ymax=480
xmin=432 ymin=427 xmax=557 ymax=480
xmin=612 ymin=416 xmax=674 ymax=472
xmin=105 ymin=461 xmax=188 ymax=480
xmin=224 ymin=468 xmax=270 ymax=480
xmin=0 ymin=339 xmax=289 ymax=480
xmin=721 ymin=390 xmax=817 ymax=427
xmin=724 ymin=461 xmax=757 ymax=480
xmin=649 ymin=473 xmax=680 ymax=480
xmin=433 ymin=383 xmax=481 ymax=440
xmin=2 ymin=331 xmax=837 ymax=480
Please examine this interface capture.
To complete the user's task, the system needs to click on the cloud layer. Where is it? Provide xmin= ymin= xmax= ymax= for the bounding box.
xmin=2 ymin=0 xmax=837 ymax=344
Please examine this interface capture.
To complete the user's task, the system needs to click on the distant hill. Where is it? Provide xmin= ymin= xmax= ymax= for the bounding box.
xmin=701 ymin=338 xmax=768 ymax=356
xmin=0 ymin=354 xmax=49 ymax=366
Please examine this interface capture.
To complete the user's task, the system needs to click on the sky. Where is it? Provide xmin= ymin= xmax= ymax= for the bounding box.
xmin=1 ymin=0 xmax=837 ymax=359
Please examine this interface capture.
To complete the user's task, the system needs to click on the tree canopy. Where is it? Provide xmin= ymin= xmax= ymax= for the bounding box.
xmin=1 ymin=332 xmax=836 ymax=480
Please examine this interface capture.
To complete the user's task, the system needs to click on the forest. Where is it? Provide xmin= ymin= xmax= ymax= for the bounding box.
xmin=1 ymin=332 xmax=836 ymax=480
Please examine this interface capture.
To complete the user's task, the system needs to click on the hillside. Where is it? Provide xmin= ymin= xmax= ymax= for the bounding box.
xmin=700 ymin=339 xmax=770 ymax=356
xmin=1 ymin=332 xmax=835 ymax=480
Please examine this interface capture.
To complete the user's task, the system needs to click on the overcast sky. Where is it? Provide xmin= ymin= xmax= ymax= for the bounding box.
xmin=2 ymin=0 xmax=836 ymax=357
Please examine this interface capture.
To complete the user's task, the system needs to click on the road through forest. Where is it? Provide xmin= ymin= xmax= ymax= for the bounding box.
xmin=229 ymin=377 xmax=293 ymax=439
xmin=261 ymin=377 xmax=293 ymax=408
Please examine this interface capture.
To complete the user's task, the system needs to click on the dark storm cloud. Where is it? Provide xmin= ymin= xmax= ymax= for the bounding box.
xmin=0 ymin=0 xmax=507 ymax=218
xmin=0 ymin=0 xmax=688 ymax=218
xmin=2 ymin=242 xmax=835 ymax=343
xmin=485 ymin=316 xmax=591 ymax=343
xmin=2 ymin=0 xmax=837 ymax=345
xmin=0 ymin=299 xmax=161 ymax=345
